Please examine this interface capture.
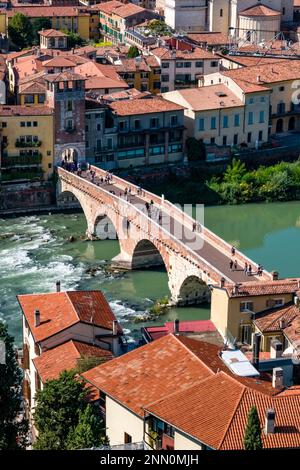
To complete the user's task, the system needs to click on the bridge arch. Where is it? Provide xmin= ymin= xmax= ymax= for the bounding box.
xmin=177 ymin=275 xmax=211 ymax=306
xmin=131 ymin=239 xmax=167 ymax=270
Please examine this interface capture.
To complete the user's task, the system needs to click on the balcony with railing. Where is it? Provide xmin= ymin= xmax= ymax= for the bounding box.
xmin=15 ymin=139 xmax=42 ymax=148
xmin=1 ymin=154 xmax=42 ymax=168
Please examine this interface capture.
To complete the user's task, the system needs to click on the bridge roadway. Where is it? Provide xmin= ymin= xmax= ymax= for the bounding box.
xmin=64 ymin=166 xmax=272 ymax=285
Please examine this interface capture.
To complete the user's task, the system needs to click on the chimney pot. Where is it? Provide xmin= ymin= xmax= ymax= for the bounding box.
xmin=220 ymin=277 xmax=225 ymax=288
xmin=272 ymin=271 xmax=279 ymax=281
xmin=272 ymin=367 xmax=284 ymax=388
xmin=251 ymin=333 xmax=261 ymax=369
xmin=174 ymin=318 xmax=180 ymax=335
xmin=34 ymin=309 xmax=40 ymax=327
xmin=56 ymin=280 xmax=61 ymax=292
xmin=265 ymin=409 xmax=275 ymax=434
xmin=112 ymin=320 xmax=118 ymax=336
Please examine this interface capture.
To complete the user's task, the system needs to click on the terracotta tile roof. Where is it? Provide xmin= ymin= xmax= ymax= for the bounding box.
xmin=101 ymin=88 xmax=149 ymax=101
xmin=13 ymin=55 xmax=44 ymax=80
xmin=151 ymin=46 xmax=216 ymax=60
xmin=95 ymin=0 xmax=146 ymax=18
xmin=6 ymin=49 xmax=35 ymax=61
xmin=239 ymin=3 xmax=281 ymax=17
xmin=145 ymin=370 xmax=300 ymax=449
xmin=165 ymin=84 xmax=244 ymax=111
xmin=43 ymin=57 xmax=77 ymax=68
xmin=283 ymin=314 xmax=300 ymax=346
xmin=81 ymin=334 xmax=214 ymax=417
xmin=221 ymin=55 xmax=291 ymax=67
xmin=7 ymin=6 xmax=90 ymax=17
xmin=109 ymin=96 xmax=184 ymax=116
xmin=115 ymin=57 xmax=150 ymax=73
xmin=222 ymin=61 xmax=300 ymax=92
xmin=19 ymin=81 xmax=46 ymax=94
xmin=74 ymin=61 xmax=128 ymax=91
xmin=0 ymin=105 xmax=52 ymax=116
xmin=144 ymin=55 xmax=160 ymax=67
xmin=221 ymin=389 xmax=300 ymax=449
xmin=17 ymin=290 xmax=120 ymax=342
xmin=39 ymin=28 xmax=67 ymax=37
xmin=33 ymin=340 xmax=112 ymax=382
xmin=186 ymin=32 xmax=231 ymax=46
xmin=44 ymin=71 xmax=85 ymax=82
xmin=254 ymin=303 xmax=299 ymax=333
xmin=223 ymin=278 xmax=300 ymax=298
xmin=145 ymin=372 xmax=245 ymax=449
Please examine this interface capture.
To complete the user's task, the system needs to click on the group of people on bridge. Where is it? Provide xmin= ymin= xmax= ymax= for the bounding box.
xmin=229 ymin=246 xmax=263 ymax=277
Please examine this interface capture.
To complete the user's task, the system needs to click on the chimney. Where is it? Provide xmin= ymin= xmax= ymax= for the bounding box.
xmin=220 ymin=277 xmax=225 ymax=288
xmin=270 ymin=339 xmax=283 ymax=359
xmin=34 ymin=309 xmax=40 ymax=327
xmin=272 ymin=271 xmax=279 ymax=281
xmin=257 ymin=75 xmax=261 ymax=83
xmin=112 ymin=320 xmax=118 ymax=336
xmin=233 ymin=284 xmax=239 ymax=295
xmin=272 ymin=367 xmax=284 ymax=388
xmin=279 ymin=319 xmax=285 ymax=330
xmin=251 ymin=333 xmax=261 ymax=369
xmin=56 ymin=280 xmax=61 ymax=292
xmin=265 ymin=409 xmax=275 ymax=434
xmin=174 ymin=318 xmax=180 ymax=335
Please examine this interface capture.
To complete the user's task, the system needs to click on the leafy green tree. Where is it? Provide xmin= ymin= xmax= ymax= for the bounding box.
xmin=33 ymin=370 xmax=88 ymax=450
xmin=62 ymin=30 xmax=84 ymax=48
xmin=0 ymin=321 xmax=29 ymax=449
xmin=31 ymin=18 xmax=52 ymax=45
xmin=147 ymin=19 xmax=173 ymax=36
xmin=8 ymin=13 xmax=33 ymax=49
xmin=244 ymin=406 xmax=263 ymax=450
xmin=127 ymin=46 xmax=139 ymax=58
xmin=224 ymin=158 xmax=247 ymax=184
xmin=186 ymin=137 xmax=206 ymax=161
xmin=66 ymin=404 xmax=108 ymax=449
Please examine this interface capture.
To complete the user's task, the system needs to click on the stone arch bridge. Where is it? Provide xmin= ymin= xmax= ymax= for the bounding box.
xmin=57 ymin=166 xmax=272 ymax=305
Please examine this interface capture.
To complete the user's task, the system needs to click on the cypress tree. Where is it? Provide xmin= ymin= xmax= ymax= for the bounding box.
xmin=244 ymin=406 xmax=263 ymax=450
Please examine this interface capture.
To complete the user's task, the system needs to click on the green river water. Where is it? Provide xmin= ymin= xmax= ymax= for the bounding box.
xmin=1 ymin=200 xmax=300 ymax=346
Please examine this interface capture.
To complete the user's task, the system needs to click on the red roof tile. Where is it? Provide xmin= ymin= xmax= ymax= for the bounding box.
xmin=18 ymin=290 xmax=120 ymax=342
xmin=0 ymin=105 xmax=52 ymax=116
xmin=254 ymin=303 xmax=299 ymax=333
xmin=239 ymin=3 xmax=281 ymax=17
xmin=109 ymin=96 xmax=184 ymax=116
xmin=33 ymin=340 xmax=112 ymax=382
xmin=223 ymin=278 xmax=300 ymax=298
xmin=82 ymin=334 xmax=214 ymax=417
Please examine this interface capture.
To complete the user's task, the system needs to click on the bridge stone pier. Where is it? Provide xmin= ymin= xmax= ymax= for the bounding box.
xmin=57 ymin=166 xmax=272 ymax=305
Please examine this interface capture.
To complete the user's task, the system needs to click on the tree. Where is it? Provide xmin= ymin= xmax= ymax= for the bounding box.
xmin=8 ymin=13 xmax=33 ymax=49
xmin=33 ymin=370 xmax=88 ymax=450
xmin=224 ymin=158 xmax=247 ymax=184
xmin=0 ymin=321 xmax=29 ymax=449
xmin=31 ymin=18 xmax=52 ymax=45
xmin=62 ymin=30 xmax=84 ymax=48
xmin=186 ymin=137 xmax=206 ymax=161
xmin=147 ymin=19 xmax=173 ymax=36
xmin=66 ymin=404 xmax=108 ymax=449
xmin=127 ymin=46 xmax=139 ymax=58
xmin=244 ymin=406 xmax=263 ymax=450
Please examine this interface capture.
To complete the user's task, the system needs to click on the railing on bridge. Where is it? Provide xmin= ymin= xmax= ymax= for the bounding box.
xmin=58 ymin=167 xmax=234 ymax=284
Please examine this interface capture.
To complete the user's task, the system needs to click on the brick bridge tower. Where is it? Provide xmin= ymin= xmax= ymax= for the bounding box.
xmin=45 ymin=71 xmax=86 ymax=166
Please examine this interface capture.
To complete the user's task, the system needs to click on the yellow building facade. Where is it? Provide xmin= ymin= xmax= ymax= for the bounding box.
xmin=210 ymin=282 xmax=297 ymax=349
xmin=0 ymin=105 xmax=54 ymax=181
